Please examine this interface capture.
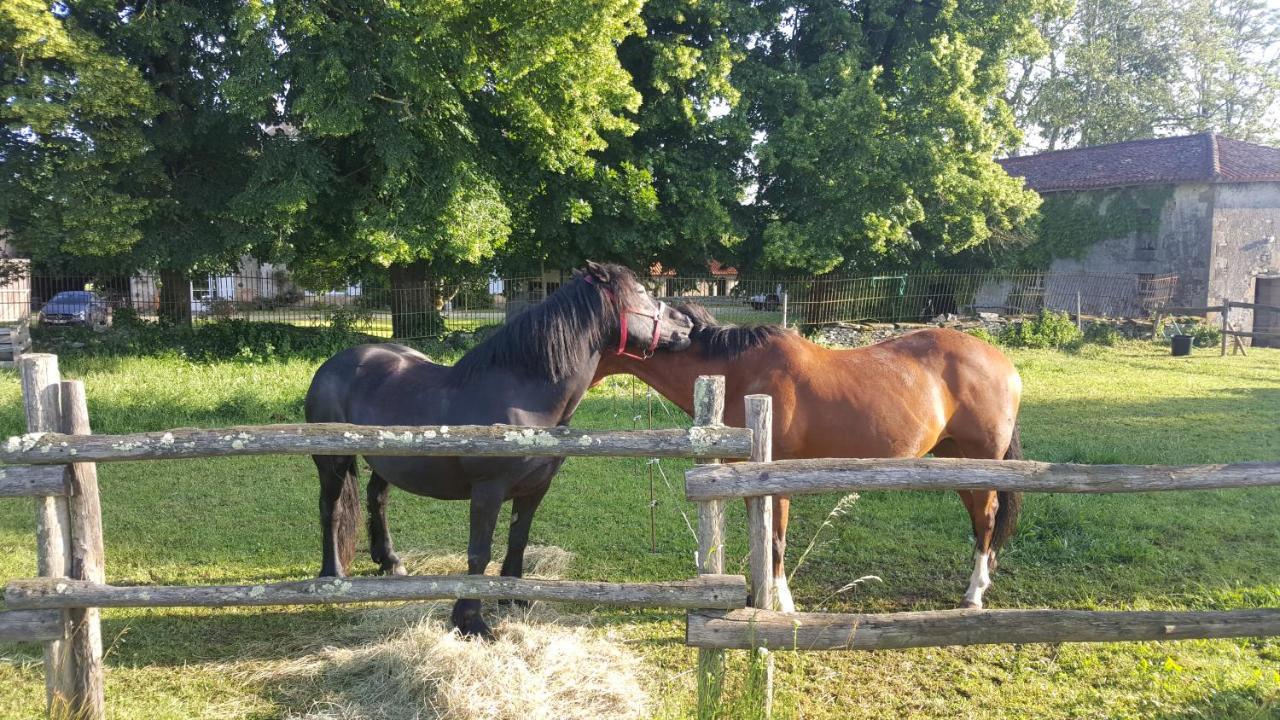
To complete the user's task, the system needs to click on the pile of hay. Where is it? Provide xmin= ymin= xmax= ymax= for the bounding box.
xmin=249 ymin=547 xmax=649 ymax=720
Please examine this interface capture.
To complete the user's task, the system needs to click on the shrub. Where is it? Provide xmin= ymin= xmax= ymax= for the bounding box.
xmin=999 ymin=309 xmax=1082 ymax=348
xmin=1188 ymin=323 xmax=1221 ymax=348
xmin=275 ymin=288 xmax=304 ymax=306
xmin=965 ymin=327 xmax=999 ymax=345
xmin=111 ymin=307 xmax=147 ymax=330
xmin=327 ymin=305 xmax=374 ymax=335
xmin=1083 ymin=322 xmax=1120 ymax=346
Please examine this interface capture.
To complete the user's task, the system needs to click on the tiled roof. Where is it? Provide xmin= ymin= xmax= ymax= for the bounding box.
xmin=707 ymin=259 xmax=738 ymax=276
xmin=998 ymin=133 xmax=1280 ymax=192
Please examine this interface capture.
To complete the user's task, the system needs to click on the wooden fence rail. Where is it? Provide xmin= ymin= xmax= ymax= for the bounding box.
xmin=6 ymin=574 xmax=747 ymax=611
xmin=0 ymin=609 xmax=65 ymax=643
xmin=0 ymin=465 xmax=68 ymax=497
xmin=684 ymin=457 xmax=1280 ymax=500
xmin=0 ymin=422 xmax=753 ymax=465
xmin=687 ymin=608 xmax=1280 ymax=651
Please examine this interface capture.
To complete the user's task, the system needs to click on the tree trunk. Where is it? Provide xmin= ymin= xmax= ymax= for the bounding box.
xmin=801 ymin=271 xmax=838 ymax=327
xmin=389 ymin=260 xmax=445 ymax=340
xmin=158 ymin=269 xmax=192 ymax=325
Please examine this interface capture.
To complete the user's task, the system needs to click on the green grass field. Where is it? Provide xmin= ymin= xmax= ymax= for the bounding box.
xmin=1 ymin=342 xmax=1279 ymax=718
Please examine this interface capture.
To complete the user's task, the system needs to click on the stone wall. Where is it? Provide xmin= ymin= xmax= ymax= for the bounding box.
xmin=1047 ymin=183 xmax=1215 ymax=309
xmin=1209 ymin=182 xmax=1280 ymax=332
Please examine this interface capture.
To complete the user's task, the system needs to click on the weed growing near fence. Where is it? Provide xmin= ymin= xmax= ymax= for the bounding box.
xmin=999 ymin=309 xmax=1083 ymax=348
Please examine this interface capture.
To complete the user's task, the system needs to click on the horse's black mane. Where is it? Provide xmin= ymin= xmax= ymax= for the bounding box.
xmin=452 ymin=263 xmax=641 ymax=382
xmin=675 ymin=302 xmax=790 ymax=359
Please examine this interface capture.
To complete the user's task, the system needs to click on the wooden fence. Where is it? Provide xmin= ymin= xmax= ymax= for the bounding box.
xmin=684 ymin=449 xmax=1280 ymax=715
xmin=0 ymin=356 xmax=754 ymax=719
xmin=1154 ymin=298 xmax=1280 ymax=354
xmin=8 ymin=353 xmax=1280 ymax=719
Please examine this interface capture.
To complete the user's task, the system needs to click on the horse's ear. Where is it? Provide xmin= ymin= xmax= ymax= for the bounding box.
xmin=585 ymin=260 xmax=610 ymax=283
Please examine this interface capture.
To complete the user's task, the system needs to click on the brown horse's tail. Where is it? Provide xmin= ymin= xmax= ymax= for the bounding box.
xmin=991 ymin=421 xmax=1023 ymax=561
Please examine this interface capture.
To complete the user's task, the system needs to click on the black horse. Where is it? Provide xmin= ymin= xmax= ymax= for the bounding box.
xmin=304 ymin=262 xmax=693 ymax=638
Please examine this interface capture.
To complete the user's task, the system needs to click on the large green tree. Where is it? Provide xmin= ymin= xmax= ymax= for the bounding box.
xmin=1009 ymin=0 xmax=1280 ymax=151
xmin=736 ymin=0 xmax=1043 ymax=276
xmin=502 ymin=0 xmax=754 ymax=276
xmin=2 ymin=0 xmax=280 ymax=322
xmin=234 ymin=0 xmax=648 ymax=337
xmin=1 ymin=1 xmax=158 ymax=274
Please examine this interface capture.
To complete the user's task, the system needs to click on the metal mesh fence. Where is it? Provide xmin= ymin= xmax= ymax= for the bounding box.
xmin=646 ymin=271 xmax=1178 ymax=327
xmin=2 ymin=269 xmax=1178 ymax=340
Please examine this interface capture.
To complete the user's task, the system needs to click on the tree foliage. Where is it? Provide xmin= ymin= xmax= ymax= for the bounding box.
xmin=736 ymin=0 xmax=1043 ymax=274
xmin=231 ymin=0 xmax=652 ymax=334
xmin=242 ymin=0 xmax=646 ymax=280
xmin=3 ymin=0 xmax=1059 ymax=318
xmin=2 ymin=1 xmax=280 ymax=281
xmin=501 ymin=0 xmax=753 ymax=275
xmin=1 ymin=0 xmax=159 ymax=270
xmin=1009 ymin=0 xmax=1280 ymax=150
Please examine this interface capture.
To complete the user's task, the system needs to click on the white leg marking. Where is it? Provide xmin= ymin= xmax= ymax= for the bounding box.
xmin=963 ymin=550 xmax=992 ymax=608
xmin=774 ymin=576 xmax=796 ymax=613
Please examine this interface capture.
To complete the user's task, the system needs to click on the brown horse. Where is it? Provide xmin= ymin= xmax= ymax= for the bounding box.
xmin=592 ymin=303 xmax=1023 ymax=611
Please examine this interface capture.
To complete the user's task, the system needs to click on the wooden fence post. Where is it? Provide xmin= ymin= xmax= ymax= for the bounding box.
xmin=744 ymin=394 xmax=774 ymax=718
xmin=61 ymin=381 xmax=105 ymax=720
xmin=1221 ymin=300 xmax=1230 ymax=356
xmin=19 ymin=354 xmax=75 ymax=715
xmin=694 ymin=376 xmax=726 ymax=718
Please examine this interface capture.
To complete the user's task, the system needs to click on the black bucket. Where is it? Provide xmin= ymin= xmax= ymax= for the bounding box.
xmin=1171 ymin=334 xmax=1194 ymax=356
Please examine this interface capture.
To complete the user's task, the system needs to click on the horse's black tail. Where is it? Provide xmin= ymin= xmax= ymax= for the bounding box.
xmin=991 ymin=421 xmax=1023 ymax=562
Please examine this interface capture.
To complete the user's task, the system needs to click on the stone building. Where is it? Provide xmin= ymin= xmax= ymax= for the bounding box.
xmin=998 ymin=133 xmax=1280 ymax=335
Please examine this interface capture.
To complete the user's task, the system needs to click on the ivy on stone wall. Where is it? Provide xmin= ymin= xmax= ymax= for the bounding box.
xmin=1018 ymin=185 xmax=1176 ymax=268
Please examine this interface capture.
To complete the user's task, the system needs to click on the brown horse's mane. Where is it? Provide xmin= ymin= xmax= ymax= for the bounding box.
xmin=674 ymin=302 xmax=791 ymax=359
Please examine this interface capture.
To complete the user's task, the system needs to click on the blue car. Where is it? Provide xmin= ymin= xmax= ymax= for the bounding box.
xmin=39 ymin=291 xmax=111 ymax=327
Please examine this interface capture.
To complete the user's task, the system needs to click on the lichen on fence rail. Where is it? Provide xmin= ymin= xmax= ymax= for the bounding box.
xmin=0 ymin=422 xmax=754 ymax=464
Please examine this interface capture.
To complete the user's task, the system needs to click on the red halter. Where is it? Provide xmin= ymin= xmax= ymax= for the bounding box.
xmin=585 ymin=275 xmax=665 ymax=361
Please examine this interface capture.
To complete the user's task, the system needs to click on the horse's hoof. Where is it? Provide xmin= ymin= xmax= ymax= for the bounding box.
xmin=455 ymin=618 xmax=495 ymax=641
xmin=381 ymin=562 xmax=407 ymax=576
xmin=498 ymin=598 xmax=530 ymax=610
xmin=451 ymin=601 xmax=495 ymax=640
xmin=959 ymin=600 xmax=983 ymax=610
